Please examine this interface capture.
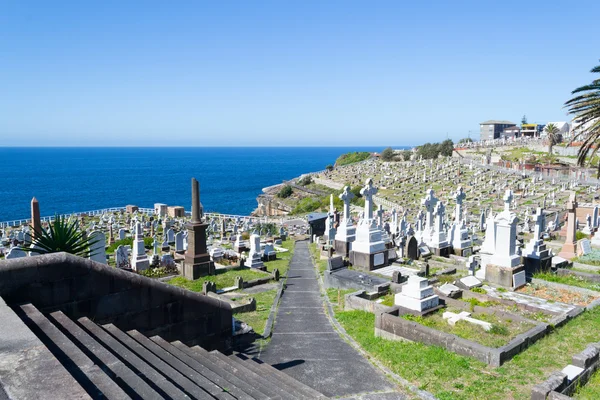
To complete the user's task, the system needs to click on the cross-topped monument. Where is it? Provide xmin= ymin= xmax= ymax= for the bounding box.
xmin=360 ymin=178 xmax=378 ymax=220
xmin=452 ymin=186 xmax=466 ymax=222
xmin=503 ymin=189 xmax=513 ymax=213
xmin=339 ymin=185 xmax=355 ymax=223
xmin=421 ymin=189 xmax=438 ymax=231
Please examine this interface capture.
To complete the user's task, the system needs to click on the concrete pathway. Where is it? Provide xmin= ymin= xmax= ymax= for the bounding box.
xmin=260 ymin=240 xmax=401 ymax=399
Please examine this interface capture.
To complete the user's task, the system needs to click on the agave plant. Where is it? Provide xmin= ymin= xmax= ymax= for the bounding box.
xmin=21 ymin=214 xmax=100 ymax=258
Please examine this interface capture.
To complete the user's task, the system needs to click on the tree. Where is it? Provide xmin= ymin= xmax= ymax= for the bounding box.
xmin=401 ymin=150 xmax=411 ymax=161
xmin=521 ymin=115 xmax=528 ymax=125
xmin=381 ymin=147 xmax=394 ymax=161
xmin=544 ymin=123 xmax=560 ymax=155
xmin=21 ymin=214 xmax=100 ymax=258
xmin=325 ymin=164 xmax=333 ymax=171
xmin=564 ymin=62 xmax=600 ymax=177
xmin=458 ymin=137 xmax=473 ymax=144
xmin=277 ymin=185 xmax=293 ymax=198
xmin=439 ymin=139 xmax=454 ymax=157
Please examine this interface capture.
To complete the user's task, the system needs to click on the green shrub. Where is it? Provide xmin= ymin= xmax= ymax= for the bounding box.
xmin=298 ymin=175 xmax=313 ymax=186
xmin=381 ymin=147 xmax=395 ymax=161
xmin=277 ymin=185 xmax=293 ymax=198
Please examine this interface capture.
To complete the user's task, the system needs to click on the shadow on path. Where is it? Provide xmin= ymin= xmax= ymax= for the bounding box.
xmin=259 ymin=240 xmax=397 ymax=398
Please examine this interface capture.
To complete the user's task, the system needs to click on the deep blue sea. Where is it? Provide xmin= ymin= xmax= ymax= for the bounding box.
xmin=0 ymin=147 xmax=401 ymax=222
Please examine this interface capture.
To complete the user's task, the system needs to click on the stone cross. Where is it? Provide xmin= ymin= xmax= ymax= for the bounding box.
xmin=360 ymin=178 xmax=378 ymax=220
xmin=503 ymin=189 xmax=513 ymax=213
xmin=339 ymin=186 xmax=355 ymax=222
xmin=452 ymin=186 xmax=466 ymax=223
xmin=421 ymin=189 xmax=438 ymax=230
xmin=442 ymin=311 xmax=492 ymax=331
xmin=533 ymin=207 xmax=544 ymax=240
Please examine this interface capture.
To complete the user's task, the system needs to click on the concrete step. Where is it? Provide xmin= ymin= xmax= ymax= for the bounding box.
xmin=189 ymin=346 xmax=286 ymax=399
xmin=150 ymin=336 xmax=254 ymax=400
xmin=102 ymin=324 xmax=213 ymax=400
xmin=226 ymin=355 xmax=311 ymax=400
xmin=16 ymin=304 xmax=130 ymax=400
xmin=237 ymin=355 xmax=326 ymax=399
xmin=48 ymin=311 xmax=162 ymax=400
xmin=126 ymin=329 xmax=234 ymax=400
xmin=78 ymin=317 xmax=189 ymax=400
xmin=203 ymin=347 xmax=297 ymax=400
xmin=171 ymin=340 xmax=269 ymax=400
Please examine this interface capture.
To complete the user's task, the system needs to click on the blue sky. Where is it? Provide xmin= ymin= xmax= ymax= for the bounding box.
xmin=1 ymin=1 xmax=599 ymax=146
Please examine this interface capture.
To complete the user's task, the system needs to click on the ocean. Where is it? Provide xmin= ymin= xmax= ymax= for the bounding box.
xmin=0 ymin=147 xmax=402 ymax=222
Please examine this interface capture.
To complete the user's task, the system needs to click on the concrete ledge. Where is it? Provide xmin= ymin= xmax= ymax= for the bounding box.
xmin=0 ymin=252 xmax=232 ymax=351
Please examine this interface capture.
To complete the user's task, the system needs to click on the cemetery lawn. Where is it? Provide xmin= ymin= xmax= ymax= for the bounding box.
xmin=326 ymin=288 xmax=358 ymax=312
xmin=264 ymin=239 xmax=295 ymax=276
xmin=334 ymin=306 xmax=600 ymax=400
xmin=168 ymin=267 xmax=270 ymax=291
xmin=233 ymin=289 xmax=278 ymax=336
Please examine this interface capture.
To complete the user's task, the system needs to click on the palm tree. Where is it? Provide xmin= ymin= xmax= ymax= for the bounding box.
xmin=564 ymin=62 xmax=600 ymax=177
xmin=544 ymin=123 xmax=560 ymax=155
xmin=20 ymin=214 xmax=100 ymax=257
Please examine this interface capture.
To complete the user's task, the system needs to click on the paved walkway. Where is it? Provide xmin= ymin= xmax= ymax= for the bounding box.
xmin=260 ymin=240 xmax=401 ymax=399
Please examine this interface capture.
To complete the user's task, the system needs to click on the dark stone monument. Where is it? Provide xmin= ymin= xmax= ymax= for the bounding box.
xmin=183 ymin=178 xmax=215 ymax=280
xmin=406 ymin=236 xmax=418 ymax=260
xmin=31 ymin=197 xmax=41 ymax=241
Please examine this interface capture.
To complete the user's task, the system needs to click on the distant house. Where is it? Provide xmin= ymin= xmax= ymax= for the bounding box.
xmin=543 ymin=121 xmax=570 ymax=139
xmin=521 ymin=123 xmax=545 ymax=138
xmin=501 ymin=126 xmax=521 ymax=139
xmin=479 ymin=120 xmax=516 ymax=141
xmin=568 ymin=119 xmax=596 ymax=141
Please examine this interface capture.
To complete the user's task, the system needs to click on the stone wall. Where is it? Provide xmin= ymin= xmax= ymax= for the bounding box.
xmin=0 ymin=252 xmax=232 ymax=351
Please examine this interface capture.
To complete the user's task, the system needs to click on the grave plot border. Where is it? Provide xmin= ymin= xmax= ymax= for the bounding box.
xmin=375 ymin=307 xmax=549 ymax=367
xmin=531 ymin=341 xmax=600 ymax=399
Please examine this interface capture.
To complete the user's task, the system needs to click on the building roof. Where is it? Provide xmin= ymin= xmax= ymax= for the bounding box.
xmin=480 ymin=120 xmax=516 ymax=125
xmin=547 ymin=121 xmax=569 ymax=130
xmin=307 ymin=212 xmax=328 ymax=223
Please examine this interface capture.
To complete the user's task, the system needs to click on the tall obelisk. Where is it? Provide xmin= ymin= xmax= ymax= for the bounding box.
xmin=183 ymin=178 xmax=214 ymax=279
xmin=31 ymin=197 xmax=41 ymax=241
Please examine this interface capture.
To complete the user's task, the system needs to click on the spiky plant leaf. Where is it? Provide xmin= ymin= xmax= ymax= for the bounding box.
xmin=19 ymin=214 xmax=101 ymax=258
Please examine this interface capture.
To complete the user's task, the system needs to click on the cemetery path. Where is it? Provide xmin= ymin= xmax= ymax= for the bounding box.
xmin=259 ymin=240 xmax=401 ymax=399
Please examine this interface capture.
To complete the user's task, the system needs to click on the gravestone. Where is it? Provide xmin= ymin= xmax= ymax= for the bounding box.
xmin=88 ymin=231 xmax=107 ymax=265
xmin=130 ymin=222 xmax=150 ymax=272
xmin=174 ymin=231 xmax=184 ymax=253
xmin=349 ymin=179 xmax=388 ymax=271
xmin=246 ymin=234 xmax=264 ymax=269
xmin=5 ymin=247 xmax=27 ymax=259
xmin=579 ymin=239 xmax=592 ymax=256
xmin=334 ymin=185 xmax=357 ymax=257
xmin=115 ymin=245 xmax=129 ymax=268
xmin=394 ymin=275 xmax=440 ymax=313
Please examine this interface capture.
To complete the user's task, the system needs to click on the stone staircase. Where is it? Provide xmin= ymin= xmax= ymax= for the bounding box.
xmin=15 ymin=303 xmax=326 ymax=399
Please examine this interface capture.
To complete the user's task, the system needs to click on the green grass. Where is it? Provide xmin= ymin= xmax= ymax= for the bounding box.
xmin=534 ymin=272 xmax=600 ymax=292
xmin=264 ymin=239 xmax=294 ymax=276
xmin=574 ymin=367 xmax=600 ymax=399
xmin=335 ymin=307 xmax=600 ymax=400
xmin=308 ymin=242 xmax=328 ymax=274
xmin=335 ymin=151 xmax=371 ymax=166
xmin=168 ymin=268 xmax=270 ymax=291
xmin=326 ymin=288 xmax=357 ymax=312
xmin=402 ymin=308 xmax=532 ymax=348
xmin=233 ymin=289 xmax=278 ymax=336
